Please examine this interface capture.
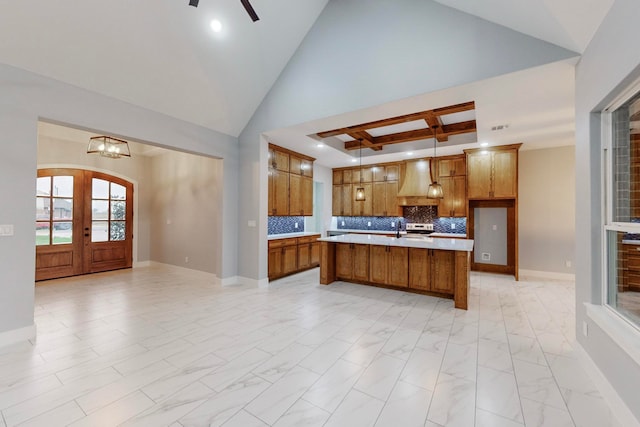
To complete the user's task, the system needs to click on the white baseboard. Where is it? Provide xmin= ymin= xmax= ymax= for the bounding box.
xmin=133 ymin=260 xmax=152 ymax=268
xmin=147 ymin=262 xmax=218 ymax=283
xmin=518 ymin=269 xmax=575 ymax=281
xmin=0 ymin=324 xmax=36 ymax=349
xmin=576 ymin=342 xmax=640 ymax=427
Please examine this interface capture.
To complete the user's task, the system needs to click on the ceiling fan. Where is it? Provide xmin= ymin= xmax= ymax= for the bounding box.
xmin=188 ymin=0 xmax=260 ymax=22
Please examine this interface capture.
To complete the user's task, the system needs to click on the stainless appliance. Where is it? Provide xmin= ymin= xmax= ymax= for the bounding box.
xmin=405 ymin=223 xmax=435 ymax=236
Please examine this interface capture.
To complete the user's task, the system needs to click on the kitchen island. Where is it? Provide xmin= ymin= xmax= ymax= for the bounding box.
xmin=317 ymin=234 xmax=474 ymax=310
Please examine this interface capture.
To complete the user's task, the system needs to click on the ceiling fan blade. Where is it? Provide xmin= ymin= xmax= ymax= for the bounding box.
xmin=240 ymin=0 xmax=260 ymax=22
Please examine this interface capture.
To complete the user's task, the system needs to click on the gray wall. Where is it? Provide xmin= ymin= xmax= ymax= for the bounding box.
xmin=238 ymin=0 xmax=578 ymax=281
xmin=474 ymin=207 xmax=507 ymax=265
xmin=576 ymin=0 xmax=640 ymax=420
xmin=0 ymin=62 xmax=239 ymax=337
xmin=519 ymin=146 xmax=576 ymax=274
xmin=37 ymin=134 xmax=153 ymax=264
xmin=149 ymin=151 xmax=223 ymax=274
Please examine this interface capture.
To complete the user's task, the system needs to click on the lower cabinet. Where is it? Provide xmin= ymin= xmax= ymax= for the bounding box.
xmin=370 ymin=245 xmax=409 ymax=287
xmin=408 ymin=248 xmax=455 ymax=294
xmin=336 ymin=243 xmax=370 ymax=281
xmin=268 ymin=234 xmax=321 ymax=280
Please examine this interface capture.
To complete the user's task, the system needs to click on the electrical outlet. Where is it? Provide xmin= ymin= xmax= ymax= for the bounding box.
xmin=391 ymin=221 xmax=395 ymax=228
xmin=294 ymin=222 xmax=299 ymax=229
xmin=247 ymin=220 xmax=256 ymax=227
xmin=185 ymin=256 xmax=189 ymax=263
xmin=0 ymin=225 xmax=14 ymax=236
xmin=565 ymin=260 xmax=572 ymax=268
xmin=583 ymin=321 xmax=588 ymax=337
xmin=367 ymin=221 xmax=371 ymax=227
xmin=341 ymin=221 xmax=345 ymax=226
xmin=481 ymin=252 xmax=491 ymax=261
xmin=451 ymin=223 xmax=456 ymax=230
xmin=492 ymin=224 xmax=497 ymax=231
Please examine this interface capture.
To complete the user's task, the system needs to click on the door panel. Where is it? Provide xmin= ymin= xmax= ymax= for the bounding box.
xmin=36 ymin=169 xmax=133 ymax=281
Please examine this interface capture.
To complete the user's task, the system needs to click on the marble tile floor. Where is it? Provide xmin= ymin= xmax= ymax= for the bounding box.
xmin=0 ymin=265 xmax=624 ymax=427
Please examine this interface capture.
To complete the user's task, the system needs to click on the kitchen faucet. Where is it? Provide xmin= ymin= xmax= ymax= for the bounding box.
xmin=396 ymin=220 xmax=402 ymax=238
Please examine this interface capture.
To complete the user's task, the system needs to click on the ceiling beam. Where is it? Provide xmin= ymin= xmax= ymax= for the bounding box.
xmin=423 ymin=112 xmax=446 ymax=142
xmin=316 ymin=101 xmax=475 ymax=139
xmin=344 ymin=120 xmax=476 ymax=150
xmin=347 ymin=131 xmax=383 ymax=151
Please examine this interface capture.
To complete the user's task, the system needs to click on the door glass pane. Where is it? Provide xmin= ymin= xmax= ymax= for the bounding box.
xmin=111 ymin=183 xmax=126 ymax=200
xmin=110 ymin=221 xmax=126 ymax=241
xmin=52 ymin=176 xmax=73 ymax=197
xmin=52 ymin=223 xmax=73 ymax=245
xmin=53 ymin=198 xmax=73 ymax=220
xmin=36 ymin=222 xmax=50 ymax=246
xmin=111 ymin=201 xmax=125 ymax=220
xmin=92 ymin=221 xmax=109 ymax=242
xmin=36 ymin=197 xmax=50 ymax=220
xmin=607 ymin=230 xmax=640 ymax=326
xmin=92 ymin=178 xmax=109 ymax=199
xmin=92 ymin=200 xmax=109 ymax=220
xmin=37 ymin=177 xmax=51 ymax=196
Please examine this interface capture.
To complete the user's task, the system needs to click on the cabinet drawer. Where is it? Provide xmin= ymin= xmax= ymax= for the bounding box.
xmin=297 ymin=234 xmax=320 ymax=245
xmin=268 ymin=238 xmax=298 ymax=249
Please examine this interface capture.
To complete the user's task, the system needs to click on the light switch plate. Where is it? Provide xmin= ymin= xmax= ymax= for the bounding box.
xmin=248 ymin=220 xmax=256 ymax=227
xmin=0 ymin=224 xmax=14 ymax=236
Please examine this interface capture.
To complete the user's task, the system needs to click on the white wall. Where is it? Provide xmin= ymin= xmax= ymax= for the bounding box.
xmin=238 ymin=0 xmax=578 ymax=281
xmin=519 ymin=146 xmax=576 ymax=275
xmin=0 ymin=62 xmax=239 ymax=340
xmin=576 ymin=0 xmax=640 ymax=421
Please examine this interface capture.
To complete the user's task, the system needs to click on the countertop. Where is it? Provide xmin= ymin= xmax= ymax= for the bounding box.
xmin=318 ymin=233 xmax=474 ymax=252
xmin=268 ymin=232 xmax=322 ymax=240
xmin=327 ymin=229 xmax=466 ymax=238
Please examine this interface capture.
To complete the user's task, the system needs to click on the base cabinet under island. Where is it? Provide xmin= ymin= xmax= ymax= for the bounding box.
xmin=319 ymin=234 xmax=473 ymax=310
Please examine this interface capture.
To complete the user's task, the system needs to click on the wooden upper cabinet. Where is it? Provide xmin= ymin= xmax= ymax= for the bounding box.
xmin=465 ymin=144 xmax=520 ymax=199
xmin=438 ymin=156 xmax=466 ymax=177
xmin=333 ymin=163 xmax=399 ymax=216
xmin=268 ymin=144 xmax=315 ymax=216
xmin=333 ymin=170 xmax=344 ymax=185
xmin=342 ymin=169 xmax=353 ymax=184
xmin=353 ymin=183 xmax=373 ymax=216
xmin=332 ymin=185 xmax=343 ymax=216
xmin=353 ymin=166 xmax=373 ymax=183
xmin=438 ymin=175 xmax=466 ymax=217
xmin=372 ymin=180 xmax=399 ymax=217
xmin=341 ymin=184 xmax=353 ymax=216
xmin=372 ymin=165 xmax=399 ymax=182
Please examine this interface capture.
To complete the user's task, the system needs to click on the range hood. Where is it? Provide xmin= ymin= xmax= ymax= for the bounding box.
xmin=397 ymin=159 xmax=439 ymax=206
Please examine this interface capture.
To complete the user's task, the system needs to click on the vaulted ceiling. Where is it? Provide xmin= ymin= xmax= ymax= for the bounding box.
xmin=0 ymin=0 xmax=614 ymax=149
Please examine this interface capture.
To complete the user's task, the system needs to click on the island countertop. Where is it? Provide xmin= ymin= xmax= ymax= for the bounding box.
xmin=317 ymin=233 xmax=474 ymax=252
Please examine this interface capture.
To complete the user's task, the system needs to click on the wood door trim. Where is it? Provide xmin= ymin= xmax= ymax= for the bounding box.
xmin=468 ymin=199 xmax=518 ymax=279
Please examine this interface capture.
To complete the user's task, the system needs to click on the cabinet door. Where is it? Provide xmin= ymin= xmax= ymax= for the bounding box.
xmin=272 ymin=169 xmax=289 ymax=215
xmin=336 ymin=243 xmax=353 ymax=279
xmin=372 ymin=165 xmax=385 ymax=182
xmin=268 ymin=168 xmax=275 ymax=216
xmin=409 ymin=248 xmax=430 ymax=290
xmin=384 ymin=180 xmax=398 ymax=217
xmin=353 ymin=183 xmax=372 ymax=216
xmin=493 ymin=150 xmax=517 ymax=198
xmin=341 ymin=184 xmax=353 ymax=216
xmin=353 ymin=166 xmax=373 ymax=183
xmin=440 ymin=157 xmax=466 ymax=176
xmin=298 ymin=243 xmax=311 ymax=270
xmin=310 ymin=242 xmax=320 ymax=266
xmin=466 ymin=153 xmax=492 ymax=198
xmin=353 ymin=244 xmax=370 ymax=281
xmin=301 ymin=159 xmax=313 ymax=177
xmin=289 ymin=174 xmax=302 ymax=216
xmin=332 ymin=185 xmax=343 ymax=216
xmin=369 ymin=245 xmax=388 ymax=284
xmin=389 ymin=247 xmax=408 ymax=287
xmin=333 ymin=170 xmax=343 ymax=185
xmin=431 ymin=250 xmax=455 ymax=294
xmin=289 ymin=155 xmax=302 ymax=175
xmin=438 ymin=177 xmax=455 ymax=217
xmin=438 ymin=159 xmax=454 ymax=177
xmin=282 ymin=245 xmax=298 ymax=275
xmin=301 ymin=176 xmax=313 ymax=216
xmin=385 ymin=165 xmax=399 ymax=181
xmin=342 ymin=169 xmax=353 ymax=184
xmin=273 ymin=150 xmax=289 ymax=171
xmin=451 ymin=175 xmax=466 ymax=217
xmin=372 ymin=182 xmax=386 ymax=216
xmin=268 ymin=247 xmax=283 ymax=279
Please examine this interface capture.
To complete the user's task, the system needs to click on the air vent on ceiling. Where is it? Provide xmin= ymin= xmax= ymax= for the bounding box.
xmin=491 ymin=124 xmax=509 ymax=131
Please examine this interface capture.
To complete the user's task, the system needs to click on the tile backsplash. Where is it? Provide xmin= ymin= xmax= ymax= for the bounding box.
xmin=335 ymin=206 xmax=466 ymax=234
xmin=268 ymin=216 xmax=305 ymax=235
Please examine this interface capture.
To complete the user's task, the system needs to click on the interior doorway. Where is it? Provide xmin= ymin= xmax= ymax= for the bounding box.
xmin=36 ymin=168 xmax=133 ymax=281
xmin=468 ymin=199 xmax=518 ymax=280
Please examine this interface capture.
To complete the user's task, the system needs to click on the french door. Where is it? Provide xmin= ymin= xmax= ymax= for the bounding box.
xmin=36 ymin=168 xmax=133 ymax=281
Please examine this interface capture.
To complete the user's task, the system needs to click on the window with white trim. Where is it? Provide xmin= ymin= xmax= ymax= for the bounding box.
xmin=604 ymin=84 xmax=640 ymax=329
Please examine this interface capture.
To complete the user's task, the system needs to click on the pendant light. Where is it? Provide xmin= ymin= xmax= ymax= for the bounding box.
xmin=87 ymin=136 xmax=131 ymax=159
xmin=355 ymin=139 xmax=366 ymax=201
xmin=427 ymin=125 xmax=444 ymax=199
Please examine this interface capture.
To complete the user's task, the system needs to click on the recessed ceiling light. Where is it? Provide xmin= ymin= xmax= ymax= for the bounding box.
xmin=316 ymin=143 xmax=325 ymax=148
xmin=351 ymin=158 xmax=358 ymax=163
xmin=210 ymin=19 xmax=222 ymax=33
xmin=406 ymin=152 xmax=413 ymax=156
xmin=480 ymin=142 xmax=489 ymax=147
